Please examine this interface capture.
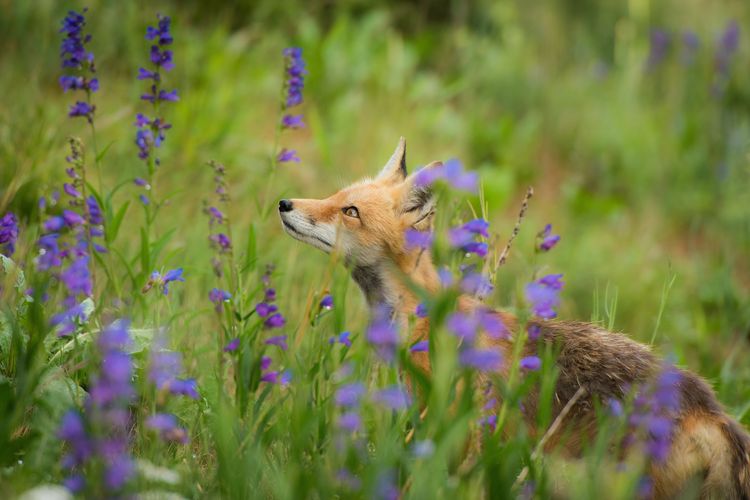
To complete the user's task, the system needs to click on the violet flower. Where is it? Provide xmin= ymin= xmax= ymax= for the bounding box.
xmin=537 ymin=224 xmax=560 ymax=252
xmin=329 ymin=331 xmax=352 ymax=348
xmin=525 ymin=274 xmax=564 ymax=319
xmin=320 ymin=294 xmax=334 ymax=310
xmin=59 ymin=9 xmax=98 ymax=123
xmin=135 ymin=14 xmax=176 ymax=164
xmin=404 ymin=228 xmax=434 ymax=250
xmin=373 ymin=386 xmax=411 ymax=410
xmin=459 ymin=348 xmax=503 ymax=372
xmin=0 ymin=212 xmax=19 ymax=257
xmin=209 ymin=287 xmax=231 ymax=312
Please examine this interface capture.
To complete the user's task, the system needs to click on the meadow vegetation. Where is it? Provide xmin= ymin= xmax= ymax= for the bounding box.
xmin=1 ymin=1 xmax=748 ymax=498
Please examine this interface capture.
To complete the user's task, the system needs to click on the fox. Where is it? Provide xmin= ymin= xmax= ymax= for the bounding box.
xmin=278 ymin=137 xmax=750 ymax=499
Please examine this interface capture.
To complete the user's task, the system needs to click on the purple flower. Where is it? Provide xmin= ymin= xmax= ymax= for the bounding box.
xmin=37 ymin=233 xmax=63 ymax=270
xmin=224 ymin=338 xmax=240 ymax=352
xmin=61 ymin=209 xmax=85 ymax=226
xmin=527 ymin=324 xmax=542 ymax=341
xmin=264 ymin=313 xmax=286 ymax=329
xmin=282 ymin=47 xmax=306 ymax=109
xmin=520 ymin=356 xmax=541 ymax=371
xmin=477 ymin=309 xmax=509 ymax=339
xmin=459 ymin=348 xmax=503 ymax=372
xmin=146 ymin=413 xmax=188 ymax=444
xmin=145 ymin=14 xmax=174 ymax=46
xmin=374 ymin=386 xmax=411 ymax=410
xmin=681 ymin=31 xmax=700 ymax=65
xmin=149 ymin=46 xmax=174 ymax=71
xmin=149 ymin=350 xmax=182 ymax=389
xmin=410 ymin=340 xmax=429 ymax=353
xmin=335 ymin=383 xmax=366 ymax=407
xmin=446 ymin=312 xmax=479 ymax=341
xmin=537 ymin=224 xmax=560 ymax=252
xmin=338 ymin=411 xmax=362 ymax=432
xmin=415 ymin=303 xmax=428 ymax=318
xmin=0 ymin=212 xmax=19 ymax=257
xmin=320 ymin=294 xmax=334 ymax=310
xmin=207 ymin=206 xmax=224 ymax=225
xmin=414 ymin=158 xmax=477 ymax=192
xmin=480 ymin=414 xmax=498 ymax=432
xmin=139 ymin=194 xmax=150 ymax=206
xmin=366 ymin=306 xmax=399 ymax=362
xmin=462 ymin=219 xmax=489 ymax=237
xmin=60 ymin=256 xmax=93 ymax=296
xmin=265 ymin=334 xmax=288 ymax=351
xmin=68 ymin=101 xmax=95 ymax=121
xmin=60 ymin=319 xmax=136 ymax=495
xmin=646 ymin=29 xmax=671 ymax=70
xmin=255 ymin=302 xmax=276 ymax=317
xmin=442 ymin=159 xmax=478 ymax=192
xmin=265 ymin=288 xmax=277 ymax=302
xmin=282 ymin=114 xmax=305 ymax=129
xmin=462 ymin=241 xmax=488 ymax=257
xmin=404 ymin=229 xmax=434 ymax=250
xmin=261 ymin=356 xmax=272 ymax=371
xmin=136 ymin=15 xmax=177 ymax=163
xmin=169 ymin=378 xmax=199 ymax=399
xmin=134 ymin=177 xmax=149 ymax=187
xmin=329 ymin=331 xmax=352 ymax=348
xmin=260 ymin=371 xmax=282 ymax=384
xmin=148 ymin=267 xmax=185 ymax=295
xmin=86 ymin=196 xmax=103 ymax=225
xmin=210 ymin=233 xmax=231 ymax=252
xmin=525 ymin=274 xmax=564 ymax=319
xmin=209 ymin=288 xmax=231 ymax=311
xmin=277 ymin=148 xmax=301 ymax=163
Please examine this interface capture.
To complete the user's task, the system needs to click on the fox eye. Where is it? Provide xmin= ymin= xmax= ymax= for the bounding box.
xmin=343 ymin=206 xmax=359 ymax=218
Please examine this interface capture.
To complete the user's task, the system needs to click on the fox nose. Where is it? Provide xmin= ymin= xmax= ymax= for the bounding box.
xmin=278 ymin=199 xmax=294 ymax=212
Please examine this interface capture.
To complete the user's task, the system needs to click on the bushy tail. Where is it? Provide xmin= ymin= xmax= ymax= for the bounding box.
xmin=723 ymin=417 xmax=750 ymax=499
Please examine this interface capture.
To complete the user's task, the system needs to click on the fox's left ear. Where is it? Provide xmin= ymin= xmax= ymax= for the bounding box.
xmin=377 ymin=136 xmax=407 ymax=184
xmin=400 ymin=161 xmax=442 ymax=231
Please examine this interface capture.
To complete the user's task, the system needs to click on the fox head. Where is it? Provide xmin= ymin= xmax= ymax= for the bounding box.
xmin=278 ymin=138 xmax=441 ymax=305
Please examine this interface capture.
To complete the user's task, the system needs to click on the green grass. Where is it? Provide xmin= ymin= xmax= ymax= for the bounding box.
xmin=1 ymin=1 xmax=749 ymax=498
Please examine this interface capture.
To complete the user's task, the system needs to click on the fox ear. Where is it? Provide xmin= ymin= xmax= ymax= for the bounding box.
xmin=377 ymin=137 xmax=407 ymax=183
xmin=401 ymin=161 xmax=442 ymax=230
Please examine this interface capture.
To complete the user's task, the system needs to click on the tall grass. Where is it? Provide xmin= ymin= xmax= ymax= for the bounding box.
xmin=0 ymin=2 xmax=748 ymax=498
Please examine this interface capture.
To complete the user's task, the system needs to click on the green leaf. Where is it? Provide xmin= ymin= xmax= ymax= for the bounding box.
xmin=243 ymin=223 xmax=257 ymax=273
xmin=95 ymin=140 xmax=116 ymax=163
xmin=140 ymin=227 xmax=151 ymax=276
xmin=106 ymin=200 xmax=131 ymax=244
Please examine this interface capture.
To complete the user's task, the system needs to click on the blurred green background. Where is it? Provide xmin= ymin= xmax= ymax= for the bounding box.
xmin=1 ymin=0 xmax=748 ymax=413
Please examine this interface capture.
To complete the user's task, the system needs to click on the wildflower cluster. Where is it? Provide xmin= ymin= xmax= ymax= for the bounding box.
xmin=205 ymin=161 xmax=233 ymax=276
xmin=0 ymin=212 xmax=19 ymax=257
xmin=59 ymin=9 xmax=98 ymax=122
xmin=142 ymin=267 xmax=185 ymax=295
xmin=413 ymin=159 xmax=478 ymax=193
xmin=525 ymin=274 xmax=564 ymax=320
xmin=536 ymin=224 xmax=560 ymax=252
xmin=713 ymin=21 xmax=740 ymax=96
xmin=58 ymin=321 xmax=135 ymax=495
xmin=276 ymin=47 xmax=306 ymax=165
xmin=610 ymin=365 xmax=682 ymax=496
xmin=148 ymin=336 xmax=198 ymax=443
xmin=38 ymin=139 xmax=105 ymax=336
xmin=366 ymin=305 xmax=399 ymax=362
xmin=135 ymin=14 xmax=177 ymax=167
xmin=447 ymin=308 xmax=507 ymax=372
xmin=449 ymin=218 xmax=489 ymax=257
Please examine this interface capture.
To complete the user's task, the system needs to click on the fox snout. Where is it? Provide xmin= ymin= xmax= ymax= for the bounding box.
xmin=278 ymin=198 xmax=337 ymax=253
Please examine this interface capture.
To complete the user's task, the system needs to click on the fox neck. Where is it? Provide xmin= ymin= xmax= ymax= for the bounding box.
xmin=351 ymin=249 xmax=440 ymax=318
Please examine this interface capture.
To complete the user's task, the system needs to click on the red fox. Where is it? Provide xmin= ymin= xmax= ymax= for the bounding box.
xmin=278 ymin=137 xmax=750 ymax=498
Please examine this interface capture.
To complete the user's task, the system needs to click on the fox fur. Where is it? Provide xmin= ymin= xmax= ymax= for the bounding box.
xmin=278 ymin=137 xmax=750 ymax=499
